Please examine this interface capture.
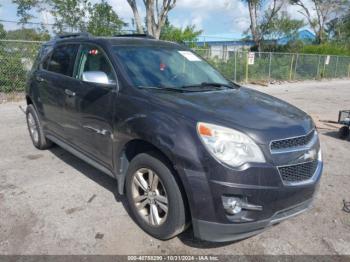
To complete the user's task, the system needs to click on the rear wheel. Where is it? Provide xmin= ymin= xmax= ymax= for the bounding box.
xmin=125 ymin=152 xmax=188 ymax=240
xmin=26 ymin=104 xmax=53 ymax=150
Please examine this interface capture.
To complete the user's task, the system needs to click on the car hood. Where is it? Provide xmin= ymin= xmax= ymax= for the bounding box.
xmin=149 ymin=87 xmax=314 ymax=145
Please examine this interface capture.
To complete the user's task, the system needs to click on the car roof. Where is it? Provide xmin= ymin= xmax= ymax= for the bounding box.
xmin=44 ymin=34 xmax=183 ymax=49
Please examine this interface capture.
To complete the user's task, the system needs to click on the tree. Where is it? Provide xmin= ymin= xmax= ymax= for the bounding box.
xmin=264 ymin=11 xmax=305 ymax=40
xmin=326 ymin=6 xmax=350 ymax=43
xmin=12 ymin=0 xmax=91 ymax=33
xmin=87 ymin=0 xmax=126 ymax=36
xmin=5 ymin=28 xmax=50 ymax=41
xmin=126 ymin=0 xmax=177 ymax=39
xmin=241 ymin=0 xmax=285 ymax=50
xmin=290 ymin=0 xmax=346 ymax=44
xmin=160 ymin=19 xmax=202 ymax=44
xmin=50 ymin=0 xmax=91 ymax=33
xmin=126 ymin=0 xmax=144 ymax=34
xmin=12 ymin=0 xmax=38 ymax=25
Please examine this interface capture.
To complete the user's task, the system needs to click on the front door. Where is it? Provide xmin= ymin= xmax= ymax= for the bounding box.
xmin=69 ymin=44 xmax=117 ymax=168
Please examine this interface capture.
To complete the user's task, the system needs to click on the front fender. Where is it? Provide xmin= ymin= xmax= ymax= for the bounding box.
xmin=114 ymin=104 xmax=211 ymax=219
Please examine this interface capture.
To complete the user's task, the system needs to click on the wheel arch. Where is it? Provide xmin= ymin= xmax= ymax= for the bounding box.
xmin=26 ymin=95 xmax=33 ymax=105
xmin=117 ymin=139 xmax=176 ymax=193
xmin=116 ymin=139 xmax=191 ymax=220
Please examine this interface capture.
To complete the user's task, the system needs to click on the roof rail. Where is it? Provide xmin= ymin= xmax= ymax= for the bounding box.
xmin=114 ymin=34 xmax=155 ymax=39
xmin=55 ymin=32 xmax=91 ymax=40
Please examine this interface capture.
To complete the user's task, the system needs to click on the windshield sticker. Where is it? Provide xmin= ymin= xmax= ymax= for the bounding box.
xmin=178 ymin=51 xmax=202 ymax=62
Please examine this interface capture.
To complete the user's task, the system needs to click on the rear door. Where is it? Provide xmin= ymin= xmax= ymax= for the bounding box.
xmin=39 ymin=43 xmax=80 ymax=137
xmin=69 ymin=43 xmax=117 ymax=167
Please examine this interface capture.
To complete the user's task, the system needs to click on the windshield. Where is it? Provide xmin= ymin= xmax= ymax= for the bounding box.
xmin=112 ymin=46 xmax=232 ymax=90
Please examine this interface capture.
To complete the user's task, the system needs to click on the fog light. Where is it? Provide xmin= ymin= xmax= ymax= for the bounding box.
xmin=222 ymin=196 xmax=263 ymax=215
xmin=222 ymin=196 xmax=243 ymax=215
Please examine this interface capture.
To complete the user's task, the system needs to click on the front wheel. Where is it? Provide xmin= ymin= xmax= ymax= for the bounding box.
xmin=125 ymin=152 xmax=188 ymax=240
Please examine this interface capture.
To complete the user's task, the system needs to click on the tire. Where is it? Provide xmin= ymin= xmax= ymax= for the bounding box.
xmin=339 ymin=126 xmax=349 ymax=140
xmin=26 ymin=104 xmax=53 ymax=150
xmin=125 ymin=152 xmax=188 ymax=240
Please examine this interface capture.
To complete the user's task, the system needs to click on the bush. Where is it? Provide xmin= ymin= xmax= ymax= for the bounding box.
xmin=0 ymin=42 xmax=41 ymax=93
xmin=262 ymin=41 xmax=350 ymax=56
xmin=301 ymin=43 xmax=350 ymax=56
xmin=0 ymin=52 xmax=27 ymax=92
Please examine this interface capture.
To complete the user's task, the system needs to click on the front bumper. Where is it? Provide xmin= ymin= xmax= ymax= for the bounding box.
xmin=192 ymin=198 xmax=313 ymax=242
xmin=177 ymin=155 xmax=322 ymax=242
xmin=175 ymin=129 xmax=323 ymax=242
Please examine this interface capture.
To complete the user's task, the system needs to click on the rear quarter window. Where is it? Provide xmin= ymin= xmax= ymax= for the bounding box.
xmin=39 ymin=45 xmax=53 ymax=70
xmin=31 ymin=44 xmax=52 ymax=71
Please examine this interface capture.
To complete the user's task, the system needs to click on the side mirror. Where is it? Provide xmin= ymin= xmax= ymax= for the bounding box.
xmin=82 ymin=71 xmax=110 ymax=85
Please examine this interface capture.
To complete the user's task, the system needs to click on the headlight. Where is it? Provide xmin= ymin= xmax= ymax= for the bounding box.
xmin=197 ymin=122 xmax=265 ymax=167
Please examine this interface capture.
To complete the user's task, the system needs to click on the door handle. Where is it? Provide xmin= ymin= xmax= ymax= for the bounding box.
xmin=65 ymin=89 xmax=76 ymax=97
xmin=36 ymin=76 xmax=45 ymax=82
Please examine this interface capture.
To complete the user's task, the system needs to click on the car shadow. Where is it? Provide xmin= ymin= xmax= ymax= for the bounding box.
xmin=48 ymin=146 xmax=240 ymax=249
xmin=48 ymin=146 xmax=132 ymax=216
xmin=322 ymin=130 xmax=349 ymax=141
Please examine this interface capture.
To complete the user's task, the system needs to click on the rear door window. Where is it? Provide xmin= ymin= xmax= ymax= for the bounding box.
xmin=47 ymin=44 xmax=79 ymax=77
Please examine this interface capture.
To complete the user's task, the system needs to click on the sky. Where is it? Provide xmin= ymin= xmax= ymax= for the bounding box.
xmin=0 ymin=0 xmax=313 ymax=40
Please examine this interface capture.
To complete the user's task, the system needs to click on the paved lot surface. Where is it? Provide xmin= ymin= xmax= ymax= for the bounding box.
xmin=0 ymin=79 xmax=350 ymax=255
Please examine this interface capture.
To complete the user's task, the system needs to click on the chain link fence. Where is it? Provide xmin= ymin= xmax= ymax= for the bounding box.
xmin=0 ymin=39 xmax=42 ymax=102
xmin=194 ymin=48 xmax=350 ymax=83
xmin=1 ymin=40 xmax=350 ymax=102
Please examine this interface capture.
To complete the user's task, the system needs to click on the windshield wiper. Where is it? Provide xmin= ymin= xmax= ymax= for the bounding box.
xmin=138 ymin=86 xmax=189 ymax=92
xmin=182 ymin=82 xmax=238 ymax=90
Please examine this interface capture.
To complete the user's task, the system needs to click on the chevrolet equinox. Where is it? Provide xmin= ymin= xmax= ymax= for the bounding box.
xmin=25 ymin=33 xmax=323 ymax=242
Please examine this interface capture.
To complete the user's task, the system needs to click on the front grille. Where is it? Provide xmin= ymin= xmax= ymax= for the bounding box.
xmin=278 ymin=160 xmax=318 ymax=183
xmin=270 ymin=130 xmax=315 ymax=151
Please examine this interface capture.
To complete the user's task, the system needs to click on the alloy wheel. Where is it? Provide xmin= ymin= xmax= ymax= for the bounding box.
xmin=131 ymin=168 xmax=168 ymax=226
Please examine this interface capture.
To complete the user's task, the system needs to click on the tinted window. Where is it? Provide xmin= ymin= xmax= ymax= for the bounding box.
xmin=42 ymin=52 xmax=51 ymax=70
xmin=47 ymin=44 xmax=79 ymax=76
xmin=76 ymin=45 xmax=116 ymax=83
xmin=32 ymin=44 xmax=52 ymax=71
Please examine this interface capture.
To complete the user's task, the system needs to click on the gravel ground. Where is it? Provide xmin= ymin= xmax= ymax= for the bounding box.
xmin=0 ymin=79 xmax=350 ymax=255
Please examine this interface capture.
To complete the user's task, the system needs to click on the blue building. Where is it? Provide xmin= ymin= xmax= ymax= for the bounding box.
xmin=277 ymin=29 xmax=316 ymax=45
xmin=194 ymin=30 xmax=316 ymax=59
